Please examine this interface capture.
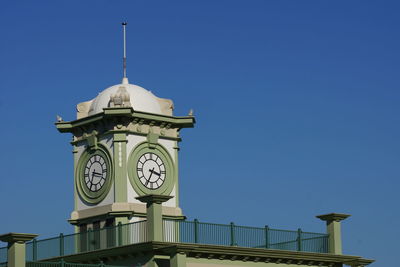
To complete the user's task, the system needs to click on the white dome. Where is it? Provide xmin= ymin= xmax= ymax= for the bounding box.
xmin=88 ymin=78 xmax=165 ymax=116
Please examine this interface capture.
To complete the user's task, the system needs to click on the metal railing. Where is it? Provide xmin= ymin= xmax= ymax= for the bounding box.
xmin=0 ymin=218 xmax=328 ymax=263
xmin=0 ymin=247 xmax=6 ymax=264
xmin=24 ymin=220 xmax=146 ymax=262
xmin=163 ymin=219 xmax=329 ymax=253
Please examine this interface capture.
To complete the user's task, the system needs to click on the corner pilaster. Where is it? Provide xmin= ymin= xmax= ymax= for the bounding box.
xmin=113 ymin=132 xmax=128 ymax=202
xmin=136 ymin=194 xmax=173 ymax=242
xmin=171 ymin=252 xmax=187 ymax=267
xmin=316 ymin=213 xmax=350 ymax=254
xmin=0 ymin=233 xmax=38 ymax=267
xmin=72 ymin=145 xmax=79 ymax=211
xmin=173 ymin=141 xmax=180 ymax=207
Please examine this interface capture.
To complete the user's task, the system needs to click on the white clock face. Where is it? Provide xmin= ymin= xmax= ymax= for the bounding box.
xmin=137 ymin=153 xmax=166 ymax=190
xmin=84 ymin=155 xmax=107 ymax=192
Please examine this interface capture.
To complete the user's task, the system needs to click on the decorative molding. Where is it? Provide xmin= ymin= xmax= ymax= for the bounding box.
xmin=56 ymin=109 xmax=195 ymax=135
xmin=147 ymin=133 xmax=159 ymax=149
xmin=69 ymin=203 xmax=184 ymax=224
xmin=42 ymin=241 xmax=374 ymax=267
xmin=75 ymin=145 xmax=113 ymax=205
xmin=316 ymin=213 xmax=351 ymax=223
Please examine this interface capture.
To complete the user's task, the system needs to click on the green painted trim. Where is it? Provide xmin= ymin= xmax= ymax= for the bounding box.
xmin=103 ymin=107 xmax=133 ymax=116
xmin=86 ymin=134 xmax=98 ymax=150
xmin=113 ymin=132 xmax=128 ymax=142
xmin=147 ymin=133 xmax=159 ymax=148
xmin=114 ymin=217 xmax=129 ymax=225
xmin=55 ymin=117 xmax=102 ymax=133
xmin=76 ymin=145 xmax=113 ymax=204
xmin=68 ymin=212 xmax=133 ymax=226
xmin=56 ymin=110 xmax=195 ymax=133
xmin=113 ymin=133 xmax=128 ymax=202
xmin=127 ymin=142 xmax=176 ymax=196
xmin=70 ymin=131 xmax=181 ymax=146
xmin=136 ymin=195 xmax=173 ymax=204
xmin=68 ymin=212 xmax=184 ymax=225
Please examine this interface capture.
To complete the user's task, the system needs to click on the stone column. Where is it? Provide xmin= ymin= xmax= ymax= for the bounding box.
xmin=171 ymin=252 xmax=187 ymax=267
xmin=316 ymin=213 xmax=350 ymax=254
xmin=136 ymin=194 xmax=173 ymax=242
xmin=0 ymin=233 xmax=38 ymax=267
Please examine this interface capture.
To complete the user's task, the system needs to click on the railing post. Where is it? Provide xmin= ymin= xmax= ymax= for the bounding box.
xmin=32 ymin=238 xmax=37 ymax=261
xmin=264 ymin=225 xmax=270 ymax=249
xmin=59 ymin=233 xmax=64 ymax=256
xmin=297 ymin=228 xmax=302 ymax=251
xmin=99 ymin=260 xmax=105 ymax=267
xmin=60 ymin=258 xmax=65 ymax=267
xmin=0 ymin=233 xmax=37 ymax=267
xmin=118 ymin=222 xmax=122 ymax=246
xmin=230 ymin=222 xmax=236 ymax=246
xmin=87 ymin=229 xmax=92 ymax=251
xmin=136 ymin=195 xmax=173 ymax=242
xmin=194 ymin=219 xmax=199 ymax=244
xmin=316 ymin=213 xmax=350 ymax=254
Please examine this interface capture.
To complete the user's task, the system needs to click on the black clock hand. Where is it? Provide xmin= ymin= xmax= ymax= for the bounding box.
xmin=92 ymin=171 xmax=103 ymax=177
xmin=149 ymin=169 xmax=161 ymax=177
xmin=146 ymin=167 xmax=155 ymax=186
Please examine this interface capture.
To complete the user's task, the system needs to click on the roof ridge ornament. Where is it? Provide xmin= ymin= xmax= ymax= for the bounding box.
xmin=109 ymin=86 xmax=131 ymax=108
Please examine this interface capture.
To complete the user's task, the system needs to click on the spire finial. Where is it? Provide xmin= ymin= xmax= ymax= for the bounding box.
xmin=122 ymin=22 xmax=128 ymax=84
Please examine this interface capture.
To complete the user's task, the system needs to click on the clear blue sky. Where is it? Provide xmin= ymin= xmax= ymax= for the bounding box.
xmin=0 ymin=1 xmax=399 ymax=266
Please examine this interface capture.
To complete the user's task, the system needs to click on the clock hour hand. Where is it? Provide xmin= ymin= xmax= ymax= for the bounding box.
xmin=149 ymin=168 xmax=161 ymax=177
xmin=92 ymin=171 xmax=103 ymax=177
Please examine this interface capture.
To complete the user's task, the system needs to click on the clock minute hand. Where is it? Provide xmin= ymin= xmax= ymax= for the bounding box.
xmin=149 ymin=169 xmax=161 ymax=177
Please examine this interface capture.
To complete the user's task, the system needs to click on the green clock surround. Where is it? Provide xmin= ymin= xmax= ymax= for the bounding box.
xmin=128 ymin=142 xmax=175 ymax=196
xmin=76 ymin=145 xmax=113 ymax=204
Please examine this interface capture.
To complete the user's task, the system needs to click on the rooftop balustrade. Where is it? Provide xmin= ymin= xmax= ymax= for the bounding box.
xmin=0 ymin=219 xmax=328 ymax=264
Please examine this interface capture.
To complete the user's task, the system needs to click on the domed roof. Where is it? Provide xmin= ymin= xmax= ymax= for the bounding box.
xmin=76 ymin=78 xmax=174 ymax=119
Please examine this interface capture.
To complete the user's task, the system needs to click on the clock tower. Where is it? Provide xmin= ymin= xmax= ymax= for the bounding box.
xmin=55 ymin=76 xmax=195 ymax=232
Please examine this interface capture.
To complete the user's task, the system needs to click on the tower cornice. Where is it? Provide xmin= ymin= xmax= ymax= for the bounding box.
xmin=56 ymin=107 xmax=195 ymax=133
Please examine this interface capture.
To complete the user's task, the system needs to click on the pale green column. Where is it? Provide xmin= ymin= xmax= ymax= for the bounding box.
xmin=0 ymin=233 xmax=37 ymax=267
xmin=146 ymin=255 xmax=158 ymax=267
xmin=316 ymin=213 xmax=350 ymax=254
xmin=136 ymin=195 xmax=173 ymax=242
xmin=72 ymin=145 xmax=79 ymax=211
xmin=171 ymin=252 xmax=186 ymax=267
xmin=113 ymin=133 xmax=128 ymax=203
xmin=173 ymin=141 xmax=180 ymax=207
